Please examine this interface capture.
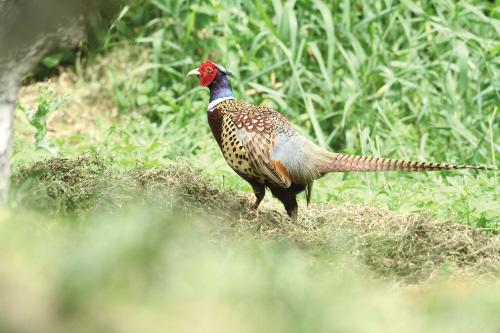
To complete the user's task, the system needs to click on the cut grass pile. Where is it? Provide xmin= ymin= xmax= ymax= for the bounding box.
xmin=2 ymin=155 xmax=500 ymax=332
xmin=12 ymin=155 xmax=500 ymax=283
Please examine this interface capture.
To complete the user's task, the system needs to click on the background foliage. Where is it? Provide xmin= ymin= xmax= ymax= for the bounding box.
xmin=27 ymin=0 xmax=498 ymax=225
xmin=111 ymin=0 xmax=499 ymax=162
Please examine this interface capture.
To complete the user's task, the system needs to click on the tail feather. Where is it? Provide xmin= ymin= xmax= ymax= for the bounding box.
xmin=316 ymin=153 xmax=494 ymax=173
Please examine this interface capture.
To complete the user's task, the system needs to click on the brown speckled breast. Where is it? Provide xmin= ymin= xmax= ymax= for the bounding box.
xmin=220 ymin=114 xmax=262 ymax=180
xmin=207 ymin=106 xmax=224 ymax=148
xmin=208 ymin=100 xmax=291 ymax=183
xmin=208 ymin=101 xmax=256 ymax=179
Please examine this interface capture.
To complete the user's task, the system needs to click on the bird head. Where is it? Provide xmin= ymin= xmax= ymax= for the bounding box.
xmin=187 ymin=59 xmax=231 ymax=87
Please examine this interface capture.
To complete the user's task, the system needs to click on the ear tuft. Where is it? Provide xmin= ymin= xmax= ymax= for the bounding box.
xmin=215 ymin=63 xmax=231 ymax=75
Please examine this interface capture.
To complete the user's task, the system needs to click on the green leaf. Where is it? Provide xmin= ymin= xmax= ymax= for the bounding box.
xmin=41 ymin=52 xmax=66 ymax=68
xmin=137 ymin=95 xmax=149 ymax=106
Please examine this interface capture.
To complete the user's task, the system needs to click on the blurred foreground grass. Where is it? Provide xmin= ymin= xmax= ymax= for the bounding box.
xmin=1 ymin=155 xmax=499 ymax=333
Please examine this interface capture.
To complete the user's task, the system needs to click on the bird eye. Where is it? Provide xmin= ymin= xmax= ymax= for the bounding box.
xmin=206 ymin=67 xmax=213 ymax=73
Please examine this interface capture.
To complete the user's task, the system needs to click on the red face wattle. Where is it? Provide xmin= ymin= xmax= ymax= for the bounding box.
xmin=198 ymin=60 xmax=219 ymax=87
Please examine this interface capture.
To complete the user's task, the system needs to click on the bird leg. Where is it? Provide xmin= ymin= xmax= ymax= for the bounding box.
xmin=250 ymin=182 xmax=265 ymax=210
xmin=284 ymin=198 xmax=298 ymax=223
xmin=269 ymin=185 xmax=299 ymax=223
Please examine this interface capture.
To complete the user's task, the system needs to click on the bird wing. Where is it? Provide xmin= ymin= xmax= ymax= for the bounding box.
xmin=230 ymin=104 xmax=292 ymax=188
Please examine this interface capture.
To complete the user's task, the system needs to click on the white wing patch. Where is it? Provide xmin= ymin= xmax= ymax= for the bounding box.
xmin=270 ymin=132 xmax=324 ymax=184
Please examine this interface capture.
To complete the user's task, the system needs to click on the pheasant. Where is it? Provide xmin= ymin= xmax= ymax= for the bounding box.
xmin=187 ymin=60 xmax=491 ymax=222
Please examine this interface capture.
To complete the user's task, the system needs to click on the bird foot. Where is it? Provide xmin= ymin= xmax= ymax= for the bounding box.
xmin=250 ymin=203 xmax=261 ymax=219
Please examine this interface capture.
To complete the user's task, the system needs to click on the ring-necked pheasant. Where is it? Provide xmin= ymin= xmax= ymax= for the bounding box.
xmin=187 ymin=59 xmax=492 ymax=222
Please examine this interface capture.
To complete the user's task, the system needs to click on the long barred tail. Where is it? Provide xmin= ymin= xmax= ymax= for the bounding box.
xmin=316 ymin=153 xmax=494 ymax=173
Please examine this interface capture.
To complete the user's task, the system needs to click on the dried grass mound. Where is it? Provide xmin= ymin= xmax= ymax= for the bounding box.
xmin=318 ymin=206 xmax=500 ymax=282
xmin=12 ymin=156 xmax=500 ymax=282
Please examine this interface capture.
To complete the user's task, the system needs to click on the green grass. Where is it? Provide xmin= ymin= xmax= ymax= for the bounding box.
xmin=113 ymin=0 xmax=499 ymax=163
xmin=4 ymin=0 xmax=500 ymax=331
xmin=19 ymin=0 xmax=499 ymax=226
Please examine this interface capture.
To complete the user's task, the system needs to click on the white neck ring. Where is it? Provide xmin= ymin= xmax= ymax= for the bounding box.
xmin=207 ymin=96 xmax=235 ymax=111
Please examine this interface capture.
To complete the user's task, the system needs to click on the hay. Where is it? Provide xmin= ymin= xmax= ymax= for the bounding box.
xmin=12 ymin=155 xmax=500 ymax=282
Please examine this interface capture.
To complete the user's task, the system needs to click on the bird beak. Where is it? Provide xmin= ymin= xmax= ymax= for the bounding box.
xmin=187 ymin=68 xmax=201 ymax=77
